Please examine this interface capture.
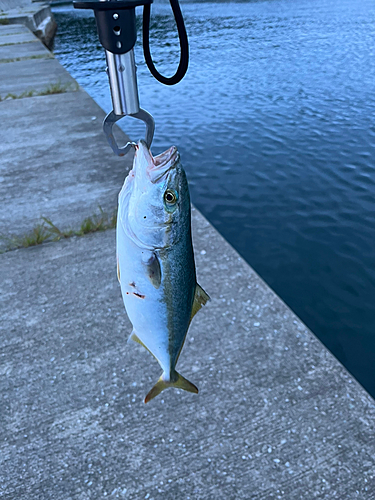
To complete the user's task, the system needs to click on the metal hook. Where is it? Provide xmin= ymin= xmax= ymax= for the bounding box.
xmin=103 ymin=109 xmax=155 ymax=157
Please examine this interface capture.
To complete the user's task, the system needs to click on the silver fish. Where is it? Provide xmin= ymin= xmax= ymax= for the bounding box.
xmin=117 ymin=140 xmax=210 ymax=403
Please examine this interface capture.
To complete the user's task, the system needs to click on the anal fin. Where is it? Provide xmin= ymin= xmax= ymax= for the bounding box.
xmin=129 ymin=331 xmax=157 ymax=361
xmin=129 ymin=331 xmax=146 ymax=349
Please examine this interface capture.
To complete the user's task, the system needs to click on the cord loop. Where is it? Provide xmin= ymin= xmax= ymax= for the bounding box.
xmin=143 ymin=0 xmax=189 ymax=85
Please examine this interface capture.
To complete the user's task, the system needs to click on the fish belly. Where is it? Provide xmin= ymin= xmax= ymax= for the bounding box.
xmin=117 ymin=221 xmax=171 ymax=372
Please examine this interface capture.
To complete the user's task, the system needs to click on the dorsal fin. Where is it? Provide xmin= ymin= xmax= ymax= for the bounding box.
xmin=190 ymin=283 xmax=210 ymax=324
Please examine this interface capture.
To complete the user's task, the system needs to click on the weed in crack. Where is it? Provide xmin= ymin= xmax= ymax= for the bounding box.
xmin=1 ymin=208 xmax=118 ymax=252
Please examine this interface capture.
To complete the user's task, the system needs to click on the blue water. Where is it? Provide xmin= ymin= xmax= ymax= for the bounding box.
xmin=52 ymin=0 xmax=375 ymax=397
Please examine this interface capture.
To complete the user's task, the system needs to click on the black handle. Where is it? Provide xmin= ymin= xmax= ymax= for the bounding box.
xmin=74 ymin=0 xmax=153 ymax=54
xmin=96 ymin=8 xmax=136 ymax=54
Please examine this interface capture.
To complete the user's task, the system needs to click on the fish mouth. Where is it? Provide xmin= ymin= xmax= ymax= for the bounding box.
xmin=135 ymin=140 xmax=179 ymax=183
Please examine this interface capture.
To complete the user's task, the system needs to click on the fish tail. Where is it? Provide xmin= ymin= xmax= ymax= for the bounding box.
xmin=144 ymin=371 xmax=198 ymax=404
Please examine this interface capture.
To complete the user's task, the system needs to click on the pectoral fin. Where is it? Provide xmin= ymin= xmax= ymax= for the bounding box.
xmin=190 ymin=283 xmax=210 ymax=323
xmin=143 ymin=252 xmax=161 ymax=289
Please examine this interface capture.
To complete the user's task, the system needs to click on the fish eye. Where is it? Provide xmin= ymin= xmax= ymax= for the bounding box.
xmin=164 ymin=189 xmax=177 ymax=204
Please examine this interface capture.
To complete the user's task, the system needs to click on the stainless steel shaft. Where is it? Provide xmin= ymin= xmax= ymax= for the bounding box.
xmin=105 ymin=48 xmax=140 ymax=116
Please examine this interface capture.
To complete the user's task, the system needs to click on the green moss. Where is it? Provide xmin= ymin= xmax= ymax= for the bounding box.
xmin=0 ymin=18 xmax=9 ymax=25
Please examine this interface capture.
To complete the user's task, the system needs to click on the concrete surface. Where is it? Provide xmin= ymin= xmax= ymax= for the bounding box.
xmin=0 ymin=0 xmax=31 ymax=10
xmin=0 ymin=209 xmax=374 ymax=499
xmin=0 ymin=24 xmax=30 ymax=35
xmin=0 ymin=2 xmax=57 ymax=48
xmin=0 ymin=15 xmax=374 ymax=500
xmin=0 ymin=31 xmax=40 ymax=45
xmin=0 ymin=57 xmax=77 ymax=96
xmin=0 ymin=91 xmax=132 ymax=248
xmin=0 ymin=24 xmax=132 ymax=249
xmin=0 ymin=39 xmax=51 ymax=61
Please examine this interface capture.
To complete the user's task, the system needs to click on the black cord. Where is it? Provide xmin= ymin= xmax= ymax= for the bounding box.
xmin=142 ymin=0 xmax=189 ymax=85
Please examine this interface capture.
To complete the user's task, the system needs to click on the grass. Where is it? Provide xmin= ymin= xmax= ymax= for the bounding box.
xmin=0 ymin=81 xmax=79 ymax=101
xmin=0 ymin=208 xmax=118 ymax=253
xmin=0 ymin=18 xmax=9 ymax=26
xmin=0 ymin=90 xmax=35 ymax=101
xmin=0 ymin=54 xmax=52 ymax=63
xmin=0 ymin=40 xmax=39 ymax=47
xmin=38 ymin=81 xmax=79 ymax=96
xmin=16 ymin=224 xmax=49 ymax=248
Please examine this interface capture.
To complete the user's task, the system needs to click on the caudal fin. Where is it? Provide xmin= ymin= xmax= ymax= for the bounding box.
xmin=144 ymin=371 xmax=198 ymax=404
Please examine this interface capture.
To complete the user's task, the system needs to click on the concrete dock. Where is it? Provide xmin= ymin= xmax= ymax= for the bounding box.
xmin=0 ymin=23 xmax=133 ymax=249
xmin=0 ymin=24 xmax=374 ymax=499
xmin=0 ymin=0 xmax=57 ymax=48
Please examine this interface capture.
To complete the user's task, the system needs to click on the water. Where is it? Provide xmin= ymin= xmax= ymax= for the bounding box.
xmin=52 ymin=0 xmax=375 ymax=397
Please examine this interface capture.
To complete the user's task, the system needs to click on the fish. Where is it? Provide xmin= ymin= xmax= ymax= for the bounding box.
xmin=116 ymin=140 xmax=210 ymax=403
